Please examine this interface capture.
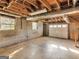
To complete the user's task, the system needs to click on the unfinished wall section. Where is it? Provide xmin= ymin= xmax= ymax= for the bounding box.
xmin=0 ymin=15 xmax=43 ymax=47
xmin=69 ymin=22 xmax=79 ymax=41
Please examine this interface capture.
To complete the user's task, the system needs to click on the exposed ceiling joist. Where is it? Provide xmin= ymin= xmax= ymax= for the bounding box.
xmin=29 ymin=8 xmax=47 ymax=16
xmin=38 ymin=0 xmax=52 ymax=11
xmin=23 ymin=1 xmax=34 ymax=12
xmin=42 ymin=16 xmax=65 ymax=23
xmin=63 ymin=15 xmax=70 ymax=23
xmin=73 ymin=0 xmax=78 ymax=7
xmin=67 ymin=0 xmax=70 ymax=6
xmin=0 ymin=0 xmax=78 ymax=17
xmin=68 ymin=16 xmax=79 ymax=23
xmin=55 ymin=0 xmax=61 ymax=10
xmin=5 ymin=1 xmax=29 ymax=16
xmin=0 ymin=9 xmax=21 ymax=17
xmin=27 ymin=7 xmax=79 ymax=21
xmin=24 ymin=0 xmax=39 ymax=9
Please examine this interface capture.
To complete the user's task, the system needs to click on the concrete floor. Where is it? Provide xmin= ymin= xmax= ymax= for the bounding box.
xmin=0 ymin=37 xmax=79 ymax=59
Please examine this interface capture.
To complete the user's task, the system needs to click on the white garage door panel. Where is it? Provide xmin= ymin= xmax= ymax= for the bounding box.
xmin=49 ymin=24 xmax=68 ymax=38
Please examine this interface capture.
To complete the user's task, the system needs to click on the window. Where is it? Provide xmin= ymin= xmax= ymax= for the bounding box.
xmin=53 ymin=25 xmax=57 ymax=28
xmin=58 ymin=25 xmax=62 ymax=28
xmin=49 ymin=25 xmax=54 ymax=28
xmin=0 ymin=16 xmax=15 ymax=30
xmin=49 ymin=25 xmax=58 ymax=28
xmin=49 ymin=24 xmax=67 ymax=28
xmin=32 ymin=22 xmax=38 ymax=30
xmin=62 ymin=24 xmax=67 ymax=28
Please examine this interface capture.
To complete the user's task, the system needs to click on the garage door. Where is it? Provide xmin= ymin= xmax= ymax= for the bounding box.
xmin=49 ymin=24 xmax=68 ymax=39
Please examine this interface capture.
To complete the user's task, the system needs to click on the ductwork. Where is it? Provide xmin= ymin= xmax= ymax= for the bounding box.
xmin=27 ymin=7 xmax=79 ymax=21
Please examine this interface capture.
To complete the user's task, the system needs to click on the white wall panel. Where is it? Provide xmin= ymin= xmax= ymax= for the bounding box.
xmin=49 ymin=24 xmax=68 ymax=39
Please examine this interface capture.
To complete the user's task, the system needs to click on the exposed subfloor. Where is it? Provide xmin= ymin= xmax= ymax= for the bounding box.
xmin=0 ymin=37 xmax=79 ymax=59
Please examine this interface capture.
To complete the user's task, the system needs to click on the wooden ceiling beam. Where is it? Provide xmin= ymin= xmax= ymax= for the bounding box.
xmin=59 ymin=17 xmax=62 ymax=22
xmin=23 ymin=1 xmax=34 ymax=12
xmin=24 ymin=0 xmax=39 ymax=9
xmin=38 ymin=0 xmax=52 ymax=11
xmin=0 ymin=9 xmax=21 ymax=17
xmin=0 ymin=0 xmax=8 ymax=8
xmin=55 ymin=0 xmax=61 ymax=10
xmin=46 ymin=0 xmax=61 ymax=10
xmin=4 ymin=1 xmax=29 ymax=16
xmin=4 ymin=9 xmax=24 ymax=16
xmin=60 ymin=16 xmax=64 ymax=22
xmin=27 ymin=7 xmax=79 ymax=21
xmin=68 ymin=16 xmax=79 ymax=23
xmin=41 ymin=16 xmax=66 ymax=23
xmin=63 ymin=15 xmax=70 ymax=23
xmin=73 ymin=0 xmax=78 ymax=7
xmin=54 ymin=17 xmax=58 ymax=22
xmin=4 ymin=7 xmax=26 ymax=16
xmin=67 ymin=0 xmax=70 ymax=6
xmin=69 ymin=16 xmax=79 ymax=22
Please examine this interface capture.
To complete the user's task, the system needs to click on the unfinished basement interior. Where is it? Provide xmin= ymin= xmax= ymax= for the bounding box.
xmin=0 ymin=0 xmax=79 ymax=59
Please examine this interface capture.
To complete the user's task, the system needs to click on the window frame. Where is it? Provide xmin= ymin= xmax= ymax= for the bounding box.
xmin=0 ymin=16 xmax=16 ymax=31
xmin=32 ymin=22 xmax=38 ymax=30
